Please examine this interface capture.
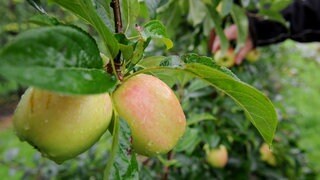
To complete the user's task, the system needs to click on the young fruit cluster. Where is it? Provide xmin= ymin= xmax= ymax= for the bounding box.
xmin=13 ymin=74 xmax=186 ymax=163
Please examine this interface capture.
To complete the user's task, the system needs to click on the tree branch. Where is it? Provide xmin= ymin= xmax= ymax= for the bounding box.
xmin=110 ymin=0 xmax=123 ymax=81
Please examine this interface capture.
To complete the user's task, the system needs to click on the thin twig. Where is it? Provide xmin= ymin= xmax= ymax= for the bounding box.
xmin=110 ymin=0 xmax=123 ymax=81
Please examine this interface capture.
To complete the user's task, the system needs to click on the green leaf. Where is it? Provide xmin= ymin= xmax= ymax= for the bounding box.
xmin=187 ymin=113 xmax=216 ymax=126
xmin=143 ymin=0 xmax=161 ymax=18
xmin=104 ymin=114 xmax=120 ymax=179
xmin=51 ymin=0 xmax=119 ymax=58
xmin=27 ymin=0 xmax=46 ymax=14
xmin=122 ymin=0 xmax=140 ymax=33
xmin=142 ymin=20 xmax=173 ymax=49
xmin=219 ymin=0 xmax=233 ymax=17
xmin=187 ymin=0 xmax=206 ymax=26
xmin=28 ymin=14 xmax=60 ymax=26
xmin=134 ymin=54 xmax=278 ymax=145
xmin=105 ymin=118 xmax=139 ymax=179
xmin=231 ymin=5 xmax=249 ymax=50
xmin=207 ymin=6 xmax=229 ymax=54
xmin=174 ymin=128 xmax=201 ymax=154
xmin=0 ymin=26 xmax=117 ymax=95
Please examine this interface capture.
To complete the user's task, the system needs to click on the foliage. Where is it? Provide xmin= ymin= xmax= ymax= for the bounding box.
xmin=0 ymin=0 xmax=317 ymax=179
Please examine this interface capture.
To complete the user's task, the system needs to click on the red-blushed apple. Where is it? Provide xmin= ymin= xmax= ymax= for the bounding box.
xmin=260 ymin=143 xmax=277 ymax=166
xmin=112 ymin=74 xmax=186 ymax=156
xmin=214 ymin=49 xmax=235 ymax=68
xmin=13 ymin=88 xmax=113 ymax=163
xmin=206 ymin=145 xmax=228 ymax=168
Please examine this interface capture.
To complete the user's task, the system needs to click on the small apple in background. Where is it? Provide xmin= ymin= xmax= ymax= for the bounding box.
xmin=113 ymin=74 xmax=186 ymax=156
xmin=214 ymin=49 xmax=235 ymax=68
xmin=206 ymin=145 xmax=228 ymax=168
xmin=259 ymin=143 xmax=277 ymax=166
xmin=13 ymin=88 xmax=113 ymax=163
xmin=245 ymin=49 xmax=261 ymax=63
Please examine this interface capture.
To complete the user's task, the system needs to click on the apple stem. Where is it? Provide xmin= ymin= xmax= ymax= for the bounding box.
xmin=162 ymin=151 xmax=173 ymax=180
xmin=110 ymin=0 xmax=123 ymax=81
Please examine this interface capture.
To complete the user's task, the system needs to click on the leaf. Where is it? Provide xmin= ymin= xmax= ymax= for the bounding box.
xmin=51 ymin=0 xmax=119 ymax=58
xmin=134 ymin=54 xmax=278 ymax=144
xmin=122 ymin=0 xmax=140 ymax=33
xmin=231 ymin=5 xmax=249 ymax=51
xmin=143 ymin=0 xmax=162 ymax=18
xmin=105 ymin=117 xmax=139 ymax=179
xmin=187 ymin=0 xmax=206 ymax=26
xmin=174 ymin=128 xmax=201 ymax=154
xmin=187 ymin=113 xmax=216 ymax=126
xmin=0 ymin=26 xmax=117 ymax=95
xmin=26 ymin=0 xmax=46 ymax=14
xmin=207 ymin=6 xmax=229 ymax=54
xmin=28 ymin=14 xmax=60 ymax=26
xmin=219 ymin=0 xmax=233 ymax=17
xmin=142 ymin=20 xmax=173 ymax=49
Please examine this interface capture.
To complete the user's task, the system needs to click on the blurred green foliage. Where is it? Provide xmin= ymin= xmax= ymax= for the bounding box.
xmin=0 ymin=0 xmax=319 ymax=179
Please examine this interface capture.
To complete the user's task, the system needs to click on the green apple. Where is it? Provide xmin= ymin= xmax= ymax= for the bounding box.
xmin=245 ymin=49 xmax=260 ymax=63
xmin=214 ymin=49 xmax=235 ymax=68
xmin=206 ymin=145 xmax=228 ymax=168
xmin=113 ymin=74 xmax=186 ymax=156
xmin=259 ymin=143 xmax=277 ymax=166
xmin=13 ymin=88 xmax=113 ymax=163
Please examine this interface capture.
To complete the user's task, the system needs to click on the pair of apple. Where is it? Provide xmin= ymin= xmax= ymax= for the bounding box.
xmin=13 ymin=74 xmax=186 ymax=163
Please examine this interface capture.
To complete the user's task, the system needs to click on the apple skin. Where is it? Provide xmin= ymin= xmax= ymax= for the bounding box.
xmin=112 ymin=74 xmax=186 ymax=156
xmin=214 ymin=49 xmax=235 ymax=68
xmin=259 ymin=143 xmax=277 ymax=166
xmin=13 ymin=88 xmax=113 ymax=164
xmin=206 ymin=145 xmax=228 ymax=168
xmin=245 ymin=49 xmax=261 ymax=63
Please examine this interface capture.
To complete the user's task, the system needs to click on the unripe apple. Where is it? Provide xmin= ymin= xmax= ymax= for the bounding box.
xmin=245 ymin=49 xmax=261 ymax=63
xmin=13 ymin=88 xmax=113 ymax=163
xmin=206 ymin=145 xmax=228 ymax=168
xmin=112 ymin=74 xmax=186 ymax=156
xmin=214 ymin=49 xmax=235 ymax=68
xmin=259 ymin=143 xmax=277 ymax=166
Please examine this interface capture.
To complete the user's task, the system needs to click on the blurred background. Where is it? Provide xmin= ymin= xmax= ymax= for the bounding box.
xmin=1 ymin=0 xmax=320 ymax=179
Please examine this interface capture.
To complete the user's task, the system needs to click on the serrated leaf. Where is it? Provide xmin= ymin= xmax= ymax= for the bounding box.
xmin=135 ymin=54 xmax=278 ymax=144
xmin=51 ymin=0 xmax=119 ymax=58
xmin=0 ymin=26 xmax=116 ymax=95
xmin=142 ymin=20 xmax=173 ymax=49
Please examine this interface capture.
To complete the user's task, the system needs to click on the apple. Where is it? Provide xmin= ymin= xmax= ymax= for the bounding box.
xmin=13 ymin=88 xmax=113 ymax=163
xmin=214 ymin=49 xmax=235 ymax=68
xmin=112 ymin=74 xmax=186 ymax=156
xmin=245 ymin=49 xmax=261 ymax=63
xmin=259 ymin=143 xmax=277 ymax=166
xmin=206 ymin=145 xmax=228 ymax=168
